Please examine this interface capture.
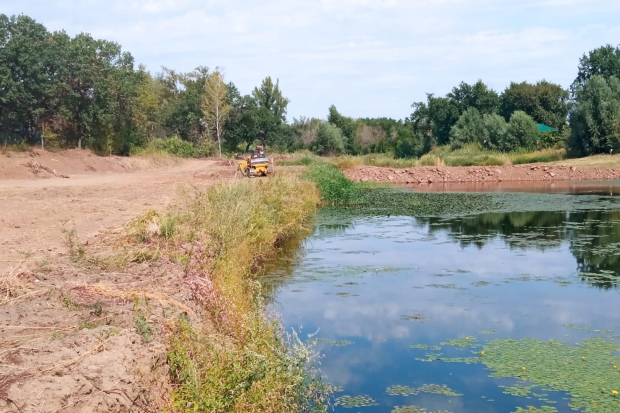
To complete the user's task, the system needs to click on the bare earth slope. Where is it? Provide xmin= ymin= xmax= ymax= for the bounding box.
xmin=0 ymin=150 xmax=235 ymax=412
xmin=344 ymin=164 xmax=620 ymax=184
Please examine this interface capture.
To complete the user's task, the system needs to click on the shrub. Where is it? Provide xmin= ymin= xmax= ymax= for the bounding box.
xmin=449 ymin=108 xmax=485 ymax=149
xmin=147 ymin=136 xmax=195 ymax=158
xmin=481 ymin=113 xmax=508 ymax=150
xmin=501 ymin=111 xmax=539 ymax=152
xmin=313 ymin=122 xmax=346 ymax=155
xmin=304 ymin=164 xmax=355 ymax=205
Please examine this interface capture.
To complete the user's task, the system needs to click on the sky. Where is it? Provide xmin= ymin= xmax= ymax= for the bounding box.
xmin=2 ymin=0 xmax=620 ymax=120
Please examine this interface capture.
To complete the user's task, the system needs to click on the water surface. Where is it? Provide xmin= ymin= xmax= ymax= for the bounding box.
xmin=263 ymin=198 xmax=620 ymax=413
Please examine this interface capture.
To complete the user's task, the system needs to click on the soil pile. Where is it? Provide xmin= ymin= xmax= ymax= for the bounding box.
xmin=344 ymin=164 xmax=620 ymax=184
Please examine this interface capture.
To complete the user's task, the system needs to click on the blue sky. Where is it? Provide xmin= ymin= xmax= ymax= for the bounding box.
xmin=3 ymin=1 xmax=620 ymax=120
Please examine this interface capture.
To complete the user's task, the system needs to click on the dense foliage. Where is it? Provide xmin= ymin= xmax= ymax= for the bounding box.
xmin=1 ymin=13 xmax=619 ymax=159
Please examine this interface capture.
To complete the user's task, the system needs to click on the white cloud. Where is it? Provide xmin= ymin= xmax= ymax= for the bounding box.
xmin=3 ymin=0 xmax=620 ymax=118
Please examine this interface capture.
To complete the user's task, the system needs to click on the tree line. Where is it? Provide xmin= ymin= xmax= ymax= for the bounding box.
xmin=2 ymin=13 xmax=620 ymax=158
xmin=0 ymin=14 xmax=289 ymax=156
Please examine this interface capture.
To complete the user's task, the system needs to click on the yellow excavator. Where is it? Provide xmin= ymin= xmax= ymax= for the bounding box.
xmin=238 ymin=146 xmax=270 ymax=177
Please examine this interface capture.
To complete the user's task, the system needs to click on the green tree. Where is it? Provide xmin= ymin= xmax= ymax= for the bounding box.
xmin=154 ymin=66 xmax=209 ymax=143
xmin=573 ymin=45 xmax=620 ymax=92
xmin=252 ymin=76 xmax=289 ymax=147
xmin=313 ymin=122 xmax=345 ymax=155
xmin=410 ymin=81 xmax=498 ymax=148
xmin=0 ymin=14 xmax=50 ymax=146
xmin=289 ymin=116 xmax=322 ymax=150
xmin=222 ymin=82 xmax=258 ymax=152
xmin=410 ymin=95 xmax=458 ymax=146
xmin=501 ymin=111 xmax=539 ymax=152
xmin=568 ymin=75 xmax=620 ymax=155
xmin=448 ymin=80 xmax=499 ymax=115
xmin=481 ymin=113 xmax=508 ymax=150
xmin=327 ymin=105 xmax=355 ymax=152
xmin=202 ymin=69 xmax=231 ymax=157
xmin=500 ymin=81 xmax=569 ymax=130
xmin=449 ymin=107 xmax=485 ymax=148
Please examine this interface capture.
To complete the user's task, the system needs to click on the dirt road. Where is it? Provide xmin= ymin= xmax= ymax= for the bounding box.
xmin=0 ymin=150 xmax=234 ymax=273
xmin=0 ymin=150 xmax=238 ymax=412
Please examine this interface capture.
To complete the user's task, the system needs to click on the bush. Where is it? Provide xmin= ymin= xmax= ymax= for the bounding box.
xmin=304 ymin=164 xmax=355 ymax=206
xmin=313 ymin=122 xmax=346 ymax=155
xmin=147 ymin=136 xmax=195 ymax=158
xmin=481 ymin=113 xmax=508 ymax=150
xmin=501 ymin=111 xmax=539 ymax=152
xmin=449 ymin=108 xmax=485 ymax=149
xmin=194 ymin=140 xmax=216 ymax=158
xmin=418 ymin=153 xmax=445 ymax=166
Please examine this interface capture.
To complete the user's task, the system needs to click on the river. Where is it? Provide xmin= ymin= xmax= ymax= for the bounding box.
xmin=263 ymin=186 xmax=620 ymax=413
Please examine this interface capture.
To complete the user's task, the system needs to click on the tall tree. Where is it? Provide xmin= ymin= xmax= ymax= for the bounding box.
xmin=569 ymin=75 xmax=620 ymax=155
xmin=500 ymin=81 xmax=569 ymax=130
xmin=251 ymin=76 xmax=289 ymax=147
xmin=410 ymin=81 xmax=498 ymax=148
xmin=449 ymin=107 xmax=485 ymax=148
xmin=0 ymin=14 xmax=50 ymax=146
xmin=222 ymin=82 xmax=258 ymax=152
xmin=156 ymin=66 xmax=209 ymax=142
xmin=202 ymin=69 xmax=231 ymax=157
xmin=448 ymin=80 xmax=500 ymax=115
xmin=327 ymin=105 xmax=354 ymax=152
xmin=573 ymin=45 xmax=620 ymax=92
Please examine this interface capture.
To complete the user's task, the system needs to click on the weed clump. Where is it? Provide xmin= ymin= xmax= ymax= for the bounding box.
xmin=303 ymin=164 xmax=356 ymax=205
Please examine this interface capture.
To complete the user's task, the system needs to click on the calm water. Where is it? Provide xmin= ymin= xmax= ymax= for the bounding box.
xmin=263 ymin=199 xmax=620 ymax=413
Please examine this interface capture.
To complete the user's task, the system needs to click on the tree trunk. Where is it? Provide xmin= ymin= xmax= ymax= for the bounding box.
xmin=216 ymin=106 xmax=222 ymax=158
xmin=78 ymin=136 xmax=82 ymax=150
xmin=2 ymin=111 xmax=8 ymax=147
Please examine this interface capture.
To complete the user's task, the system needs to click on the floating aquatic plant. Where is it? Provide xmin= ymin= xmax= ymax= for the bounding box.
xmin=386 ymin=384 xmax=462 ymax=397
xmin=334 ymin=395 xmax=378 ymax=408
xmin=512 ymin=407 xmax=558 ymax=413
xmin=391 ymin=406 xmax=454 ymax=413
xmin=440 ymin=337 xmax=478 ymax=348
xmin=500 ymin=384 xmax=536 ymax=397
xmin=477 ymin=337 xmax=620 ymax=413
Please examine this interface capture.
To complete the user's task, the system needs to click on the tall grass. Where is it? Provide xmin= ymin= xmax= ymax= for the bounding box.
xmin=332 ymin=154 xmax=418 ymax=169
xmin=430 ymin=144 xmax=508 ymax=166
xmin=126 ymin=174 xmax=328 ymax=412
xmin=510 ymin=148 xmax=566 ymax=164
xmin=322 ymin=144 xmax=567 ymax=170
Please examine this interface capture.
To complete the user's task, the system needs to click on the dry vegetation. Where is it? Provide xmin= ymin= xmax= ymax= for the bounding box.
xmin=0 ymin=162 xmax=330 ymax=412
xmin=275 ymin=145 xmax=567 ymax=170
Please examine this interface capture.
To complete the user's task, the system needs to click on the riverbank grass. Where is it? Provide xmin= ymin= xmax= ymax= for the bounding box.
xmin=125 ymin=174 xmax=327 ymax=412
